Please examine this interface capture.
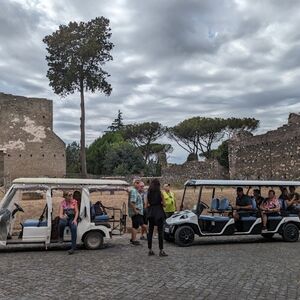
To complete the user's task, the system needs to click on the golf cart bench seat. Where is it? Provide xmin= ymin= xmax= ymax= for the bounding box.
xmin=208 ymin=198 xmax=231 ymax=214
xmin=267 ymin=215 xmax=282 ymax=221
xmin=23 ymin=219 xmax=47 ymax=227
xmin=287 ymin=213 xmax=298 ymax=217
xmin=240 ymin=216 xmax=257 ymax=221
xmin=94 ymin=214 xmax=110 ymax=222
xmin=199 ymin=215 xmax=230 ymax=222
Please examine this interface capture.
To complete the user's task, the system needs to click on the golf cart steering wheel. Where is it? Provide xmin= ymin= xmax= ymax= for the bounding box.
xmin=200 ymin=201 xmax=209 ymax=209
xmin=14 ymin=203 xmax=24 ymax=213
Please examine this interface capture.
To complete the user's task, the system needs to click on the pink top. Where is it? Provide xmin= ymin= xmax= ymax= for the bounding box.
xmin=261 ymin=197 xmax=280 ymax=210
xmin=61 ymin=199 xmax=77 ymax=219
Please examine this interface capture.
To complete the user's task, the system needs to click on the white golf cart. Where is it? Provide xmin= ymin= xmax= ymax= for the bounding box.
xmin=0 ymin=178 xmax=128 ymax=250
xmin=164 ymin=180 xmax=300 ymax=246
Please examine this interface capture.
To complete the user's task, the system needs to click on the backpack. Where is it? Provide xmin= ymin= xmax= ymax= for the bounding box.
xmin=93 ymin=201 xmax=104 ymax=215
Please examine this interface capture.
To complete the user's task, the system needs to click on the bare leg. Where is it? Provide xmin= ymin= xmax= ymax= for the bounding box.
xmin=141 ymin=224 xmax=147 ymax=237
xmin=262 ymin=213 xmax=267 ymax=227
xmin=132 ymin=227 xmax=137 ymax=241
xmin=233 ymin=211 xmax=239 ymax=221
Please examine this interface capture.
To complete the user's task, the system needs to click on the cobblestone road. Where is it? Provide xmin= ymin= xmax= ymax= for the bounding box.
xmin=0 ymin=234 xmax=300 ymax=300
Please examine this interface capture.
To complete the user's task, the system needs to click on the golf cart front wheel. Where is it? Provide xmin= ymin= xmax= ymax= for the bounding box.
xmin=282 ymin=223 xmax=299 ymax=242
xmin=84 ymin=231 xmax=104 ymax=250
xmin=174 ymin=225 xmax=195 ymax=247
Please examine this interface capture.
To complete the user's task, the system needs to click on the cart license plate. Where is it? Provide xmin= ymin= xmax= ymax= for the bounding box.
xmin=164 ymin=227 xmax=170 ymax=233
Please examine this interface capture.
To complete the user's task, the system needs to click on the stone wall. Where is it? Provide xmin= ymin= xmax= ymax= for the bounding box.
xmin=0 ymin=150 xmax=5 ymax=185
xmin=229 ymin=113 xmax=300 ymax=180
xmin=161 ymin=159 xmax=229 ymax=185
xmin=0 ymin=93 xmax=66 ymax=180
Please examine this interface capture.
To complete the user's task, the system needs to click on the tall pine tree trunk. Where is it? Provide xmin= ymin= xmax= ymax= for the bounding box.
xmin=80 ymin=82 xmax=87 ymax=178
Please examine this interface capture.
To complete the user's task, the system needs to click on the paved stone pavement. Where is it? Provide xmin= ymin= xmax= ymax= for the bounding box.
xmin=0 ymin=234 xmax=300 ymax=300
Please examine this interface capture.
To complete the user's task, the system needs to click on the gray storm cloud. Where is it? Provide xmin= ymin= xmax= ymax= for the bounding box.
xmin=1 ymin=0 xmax=300 ymax=162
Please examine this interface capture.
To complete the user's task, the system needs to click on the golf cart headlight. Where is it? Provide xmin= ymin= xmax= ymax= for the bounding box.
xmin=180 ymin=214 xmax=188 ymax=219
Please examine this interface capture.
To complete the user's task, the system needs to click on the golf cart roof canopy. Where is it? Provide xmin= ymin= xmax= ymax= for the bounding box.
xmin=184 ymin=179 xmax=300 ymax=187
xmin=12 ymin=177 xmax=129 ymax=187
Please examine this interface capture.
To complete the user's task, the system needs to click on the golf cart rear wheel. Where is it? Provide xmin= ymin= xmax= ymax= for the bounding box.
xmin=282 ymin=223 xmax=299 ymax=242
xmin=84 ymin=231 xmax=104 ymax=250
xmin=261 ymin=233 xmax=274 ymax=239
xmin=175 ymin=225 xmax=195 ymax=247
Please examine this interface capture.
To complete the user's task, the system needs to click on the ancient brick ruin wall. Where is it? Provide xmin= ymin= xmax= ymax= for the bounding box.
xmin=161 ymin=159 xmax=229 ymax=185
xmin=229 ymin=113 xmax=300 ymax=180
xmin=0 ymin=93 xmax=66 ymax=180
xmin=0 ymin=151 xmax=5 ymax=185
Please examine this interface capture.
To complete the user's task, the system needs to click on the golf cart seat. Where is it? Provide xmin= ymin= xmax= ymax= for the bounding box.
xmin=23 ymin=219 xmax=48 ymax=227
xmin=94 ymin=214 xmax=110 ymax=222
xmin=209 ymin=198 xmax=219 ymax=212
xmin=267 ymin=215 xmax=282 ymax=221
xmin=287 ymin=214 xmax=299 ymax=217
xmin=209 ymin=198 xmax=231 ymax=214
xmin=199 ymin=215 xmax=230 ymax=222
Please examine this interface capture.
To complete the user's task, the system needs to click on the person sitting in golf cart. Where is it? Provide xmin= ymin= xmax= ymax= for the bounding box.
xmin=233 ymin=187 xmax=252 ymax=221
xmin=260 ymin=189 xmax=280 ymax=232
xmin=58 ymin=191 xmax=79 ymax=254
xmin=286 ymin=186 xmax=300 ymax=213
xmin=252 ymin=189 xmax=264 ymax=208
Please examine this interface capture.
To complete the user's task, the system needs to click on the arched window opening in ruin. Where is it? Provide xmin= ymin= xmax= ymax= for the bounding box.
xmin=30 ymin=154 xmax=33 ymax=157
xmin=42 ymin=154 xmax=45 ymax=157
xmin=19 ymin=154 xmax=21 ymax=158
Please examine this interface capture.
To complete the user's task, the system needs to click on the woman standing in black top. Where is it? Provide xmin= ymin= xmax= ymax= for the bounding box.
xmin=146 ymin=178 xmax=168 ymax=256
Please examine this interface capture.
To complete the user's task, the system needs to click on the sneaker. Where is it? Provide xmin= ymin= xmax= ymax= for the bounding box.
xmin=159 ymin=250 xmax=168 ymax=257
xmin=261 ymin=226 xmax=268 ymax=233
xmin=68 ymin=249 xmax=75 ymax=255
xmin=148 ymin=250 xmax=155 ymax=256
xmin=130 ymin=240 xmax=141 ymax=246
xmin=140 ymin=236 xmax=147 ymax=240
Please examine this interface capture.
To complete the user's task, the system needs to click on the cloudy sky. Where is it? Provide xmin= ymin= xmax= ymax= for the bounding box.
xmin=1 ymin=0 xmax=300 ymax=163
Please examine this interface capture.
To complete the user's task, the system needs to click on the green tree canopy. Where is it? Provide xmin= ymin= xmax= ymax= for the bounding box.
xmin=43 ymin=17 xmax=114 ymax=177
xmin=107 ymin=110 xmax=124 ymax=132
xmin=168 ymin=117 xmax=259 ymax=160
xmin=87 ymin=131 xmax=123 ymax=175
xmin=122 ymin=122 xmax=166 ymax=162
xmin=66 ymin=141 xmax=80 ymax=173
xmin=168 ymin=117 xmax=226 ymax=159
xmin=225 ymin=117 xmax=259 ymax=138
xmin=103 ymin=143 xmax=145 ymax=176
xmin=209 ymin=140 xmax=229 ymax=169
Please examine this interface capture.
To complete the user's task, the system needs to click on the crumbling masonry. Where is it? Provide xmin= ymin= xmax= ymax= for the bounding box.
xmin=0 ymin=93 xmax=66 ymax=184
xmin=229 ymin=113 xmax=300 ymax=180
